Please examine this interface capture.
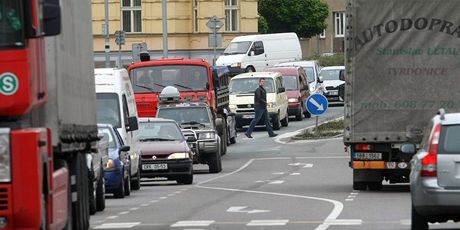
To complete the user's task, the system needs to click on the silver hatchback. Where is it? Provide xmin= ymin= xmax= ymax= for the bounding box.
xmin=402 ymin=110 xmax=460 ymax=229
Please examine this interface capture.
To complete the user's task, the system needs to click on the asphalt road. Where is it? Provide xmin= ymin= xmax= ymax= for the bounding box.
xmin=90 ymin=106 xmax=460 ymax=230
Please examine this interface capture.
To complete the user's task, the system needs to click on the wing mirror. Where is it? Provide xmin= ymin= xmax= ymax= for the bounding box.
xmin=43 ymin=0 xmax=61 ymax=36
xmin=278 ymin=87 xmax=285 ymax=93
xmin=126 ymin=116 xmax=139 ymax=131
xmin=318 ymin=76 xmax=324 ymax=83
xmin=249 ymin=51 xmax=255 ymax=56
xmin=120 ymin=145 xmax=131 ymax=152
xmin=339 ymin=70 xmax=345 ymax=81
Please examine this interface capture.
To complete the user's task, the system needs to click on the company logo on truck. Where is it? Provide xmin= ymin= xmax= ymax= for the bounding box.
xmin=0 ymin=72 xmax=19 ymax=96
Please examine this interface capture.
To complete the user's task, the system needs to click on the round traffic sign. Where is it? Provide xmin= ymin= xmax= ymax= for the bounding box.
xmin=0 ymin=72 xmax=19 ymax=96
xmin=306 ymin=94 xmax=328 ymax=116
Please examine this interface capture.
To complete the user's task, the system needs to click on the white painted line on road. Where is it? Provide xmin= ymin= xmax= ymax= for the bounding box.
xmin=106 ymin=216 xmax=118 ymax=219
xmin=345 ymin=199 xmax=353 ymax=202
xmin=227 ymin=206 xmax=271 ymax=214
xmin=268 ymin=180 xmax=284 ymax=184
xmin=167 ymin=194 xmax=175 ymax=197
xmin=118 ymin=211 xmax=129 ymax=215
xmin=400 ymin=219 xmax=411 ymax=225
xmin=141 ymin=203 xmax=150 ymax=207
xmin=160 ymin=196 xmax=168 ymax=199
xmin=247 ymin=219 xmax=289 ymax=226
xmin=171 ymin=220 xmax=215 ymax=227
xmin=255 ymin=180 xmax=265 ymax=183
xmin=272 ymin=172 xmax=286 ymax=175
xmin=324 ymin=219 xmax=362 ymax=225
xmin=150 ymin=200 xmax=159 ymax=203
xmin=350 ymin=192 xmax=359 ymax=195
xmin=130 ymin=207 xmax=139 ymax=211
xmin=290 ymin=173 xmax=301 ymax=176
xmin=196 ymin=158 xmax=344 ymax=230
xmin=94 ymin=222 xmax=141 ymax=229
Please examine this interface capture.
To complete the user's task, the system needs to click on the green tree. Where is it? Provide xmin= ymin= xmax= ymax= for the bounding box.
xmin=259 ymin=0 xmax=329 ymax=38
xmin=258 ymin=15 xmax=269 ymax=34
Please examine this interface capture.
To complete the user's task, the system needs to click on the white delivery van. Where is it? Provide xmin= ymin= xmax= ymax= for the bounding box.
xmin=216 ymin=33 xmax=302 ymax=75
xmin=228 ymin=72 xmax=289 ymax=130
xmin=95 ymin=68 xmax=142 ymax=190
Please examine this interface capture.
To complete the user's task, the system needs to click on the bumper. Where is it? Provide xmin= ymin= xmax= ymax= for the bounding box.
xmin=288 ymin=103 xmax=301 ymax=115
xmin=227 ymin=66 xmax=245 ymax=76
xmin=104 ymin=168 xmax=123 ymax=192
xmin=235 ymin=112 xmax=277 ymax=127
xmin=412 ymin=177 xmax=460 ymax=217
xmin=140 ymin=159 xmax=193 ymax=179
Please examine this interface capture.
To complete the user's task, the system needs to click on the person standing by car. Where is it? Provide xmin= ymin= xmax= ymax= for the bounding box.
xmin=245 ymin=78 xmax=278 ymax=138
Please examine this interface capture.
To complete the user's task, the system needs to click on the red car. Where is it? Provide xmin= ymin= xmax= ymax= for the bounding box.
xmin=266 ymin=67 xmax=311 ymax=120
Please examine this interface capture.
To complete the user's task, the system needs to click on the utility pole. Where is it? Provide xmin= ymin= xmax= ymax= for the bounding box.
xmin=162 ymin=0 xmax=168 ymax=58
xmin=104 ymin=0 xmax=110 ymax=67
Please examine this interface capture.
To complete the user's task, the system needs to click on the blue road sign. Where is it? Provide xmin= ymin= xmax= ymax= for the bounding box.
xmin=306 ymin=94 xmax=328 ymax=116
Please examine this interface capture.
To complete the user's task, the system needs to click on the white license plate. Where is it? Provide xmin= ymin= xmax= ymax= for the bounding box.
xmin=354 ymin=152 xmax=382 ymax=160
xmin=142 ymin=164 xmax=168 ymax=170
xmin=329 ymin=90 xmax=338 ymax=95
xmin=243 ymin=114 xmax=255 ymax=119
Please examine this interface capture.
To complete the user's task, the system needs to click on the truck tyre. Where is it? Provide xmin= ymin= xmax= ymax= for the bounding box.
xmin=230 ymin=131 xmax=237 ymax=144
xmin=88 ymin=167 xmax=96 ymax=215
xmin=208 ymin=151 xmax=222 ymax=173
xmin=411 ymin=204 xmax=428 ymax=230
xmin=131 ymin=163 xmax=141 ymax=190
xmin=114 ymin=169 xmax=125 ymax=199
xmin=272 ymin=114 xmax=281 ymax=130
xmin=96 ymin=166 xmax=106 ymax=212
xmin=71 ymin=154 xmax=90 ymax=230
xmin=352 ymin=181 xmax=367 ymax=191
xmin=296 ymin=105 xmax=303 ymax=121
xmin=221 ymin=127 xmax=227 ymax=155
xmin=281 ymin=113 xmax=289 ymax=127
xmin=304 ymin=110 xmax=311 ymax=118
xmin=246 ymin=66 xmax=255 ymax=72
xmin=124 ymin=168 xmax=131 ymax=196
xmin=177 ymin=172 xmax=193 ymax=185
xmin=368 ymin=181 xmax=383 ymax=191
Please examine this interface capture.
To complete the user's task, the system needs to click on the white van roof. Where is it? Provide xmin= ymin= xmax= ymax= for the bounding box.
xmin=94 ymin=68 xmax=130 ymax=93
xmin=276 ymin=60 xmax=318 ymax=68
xmin=231 ymin=33 xmax=298 ymax=42
xmin=231 ymin=72 xmax=281 ymax=80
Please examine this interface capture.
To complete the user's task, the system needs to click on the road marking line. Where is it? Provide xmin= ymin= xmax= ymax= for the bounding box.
xmin=400 ymin=219 xmax=411 ymax=225
xmin=247 ymin=219 xmax=289 ymax=226
xmin=150 ymin=200 xmax=159 ymax=203
xmin=170 ymin=220 xmax=215 ymax=227
xmin=141 ymin=203 xmax=150 ymax=207
xmin=106 ymin=216 xmax=118 ymax=219
xmin=272 ymin=172 xmax=286 ymax=175
xmin=167 ymin=194 xmax=175 ymax=196
xmin=255 ymin=180 xmax=265 ymax=183
xmin=324 ymin=219 xmax=362 ymax=225
xmin=290 ymin=173 xmax=301 ymax=176
xmin=130 ymin=207 xmax=139 ymax=211
xmin=350 ymin=192 xmax=359 ymax=195
xmin=196 ymin=157 xmax=345 ymax=230
xmin=160 ymin=196 xmax=168 ymax=199
xmin=93 ymin=222 xmax=141 ymax=229
xmin=348 ymin=195 xmax=356 ymax=198
xmin=345 ymin=199 xmax=353 ymax=202
xmin=268 ymin=180 xmax=284 ymax=184
xmin=118 ymin=211 xmax=129 ymax=215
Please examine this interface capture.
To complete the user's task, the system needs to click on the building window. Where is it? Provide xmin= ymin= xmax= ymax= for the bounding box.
xmin=225 ymin=0 xmax=238 ymax=32
xmin=122 ymin=0 xmax=142 ymax=33
xmin=334 ymin=12 xmax=345 ymax=37
xmin=193 ymin=0 xmax=198 ymax=32
xmin=319 ymin=29 xmax=325 ymax=39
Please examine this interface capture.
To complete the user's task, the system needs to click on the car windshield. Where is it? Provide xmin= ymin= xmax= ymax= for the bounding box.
xmin=98 ymin=127 xmax=117 ymax=149
xmin=283 ymin=76 xmax=298 ymax=90
xmin=138 ymin=121 xmax=184 ymax=141
xmin=157 ymin=107 xmax=211 ymax=127
xmin=96 ymin=93 xmax=121 ymax=128
xmin=229 ymin=78 xmax=275 ymax=94
xmin=320 ymin=69 xmax=342 ymax=81
xmin=130 ymin=65 xmax=208 ymax=93
xmin=223 ymin=41 xmax=252 ymax=55
xmin=0 ymin=0 xmax=25 ymax=49
xmin=304 ymin=67 xmax=315 ymax=83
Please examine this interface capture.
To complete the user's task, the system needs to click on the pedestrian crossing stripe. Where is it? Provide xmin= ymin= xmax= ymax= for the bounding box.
xmin=93 ymin=222 xmax=140 ymax=229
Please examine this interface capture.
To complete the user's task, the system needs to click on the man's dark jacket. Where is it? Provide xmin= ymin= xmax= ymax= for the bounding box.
xmin=254 ymin=86 xmax=267 ymax=109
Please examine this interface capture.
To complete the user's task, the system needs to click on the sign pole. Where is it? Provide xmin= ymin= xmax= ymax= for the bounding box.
xmin=316 ymin=116 xmax=319 ymax=134
xmin=213 ymin=28 xmax=217 ymax=65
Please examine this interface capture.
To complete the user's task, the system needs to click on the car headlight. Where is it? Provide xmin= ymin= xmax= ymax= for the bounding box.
xmin=198 ymin=132 xmax=216 ymax=140
xmin=229 ymin=104 xmax=237 ymax=110
xmin=267 ymin=102 xmax=276 ymax=108
xmin=167 ymin=152 xmax=190 ymax=160
xmin=0 ymin=129 xmax=11 ymax=182
xmin=288 ymin=98 xmax=299 ymax=103
xmin=230 ymin=62 xmax=241 ymax=68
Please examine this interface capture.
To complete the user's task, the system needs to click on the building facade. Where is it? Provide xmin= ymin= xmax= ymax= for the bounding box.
xmin=91 ymin=0 xmax=259 ymax=66
xmin=300 ymin=0 xmax=346 ymax=57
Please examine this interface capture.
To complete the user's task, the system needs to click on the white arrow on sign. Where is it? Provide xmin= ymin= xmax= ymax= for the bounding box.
xmin=309 ymin=97 xmax=324 ymax=111
xmin=227 ymin=206 xmax=271 ymax=214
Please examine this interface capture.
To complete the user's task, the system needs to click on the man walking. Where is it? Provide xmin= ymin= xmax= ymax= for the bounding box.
xmin=245 ymin=78 xmax=278 ymax=138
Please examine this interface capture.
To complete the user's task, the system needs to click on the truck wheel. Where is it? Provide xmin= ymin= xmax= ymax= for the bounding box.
xmin=272 ymin=114 xmax=281 ymax=130
xmin=114 ymin=170 xmax=125 ymax=199
xmin=352 ymin=181 xmax=367 ymax=191
xmin=296 ymin=105 xmax=303 ymax=121
xmin=246 ymin=66 xmax=255 ymax=72
xmin=124 ymin=169 xmax=131 ymax=196
xmin=208 ymin=151 xmax=222 ymax=173
xmin=230 ymin=135 xmax=237 ymax=144
xmin=88 ymin=167 xmax=97 ymax=215
xmin=96 ymin=166 xmax=106 ymax=212
xmin=71 ymin=154 xmax=90 ymax=230
xmin=304 ymin=110 xmax=311 ymax=118
xmin=368 ymin=181 xmax=383 ymax=191
xmin=177 ymin=172 xmax=193 ymax=185
xmin=412 ymin=204 xmax=428 ymax=230
xmin=131 ymin=162 xmax=141 ymax=190
xmin=281 ymin=113 xmax=289 ymax=127
xmin=221 ymin=127 xmax=227 ymax=155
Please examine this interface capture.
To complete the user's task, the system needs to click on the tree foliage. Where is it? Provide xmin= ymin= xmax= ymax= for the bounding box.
xmin=258 ymin=15 xmax=269 ymax=34
xmin=259 ymin=0 xmax=329 ymax=38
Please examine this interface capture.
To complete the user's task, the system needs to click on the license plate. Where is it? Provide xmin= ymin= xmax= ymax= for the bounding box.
xmin=142 ymin=164 xmax=168 ymax=171
xmin=328 ymin=90 xmax=338 ymax=95
xmin=243 ymin=114 xmax=255 ymax=119
xmin=354 ymin=152 xmax=382 ymax=160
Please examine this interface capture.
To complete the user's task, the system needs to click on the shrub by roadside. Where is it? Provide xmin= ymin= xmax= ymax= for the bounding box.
xmin=292 ymin=119 xmax=344 ymax=140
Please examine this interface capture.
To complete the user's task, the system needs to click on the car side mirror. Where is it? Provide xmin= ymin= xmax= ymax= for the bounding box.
xmin=318 ymin=76 xmax=324 ymax=83
xmin=249 ymin=51 xmax=255 ymax=56
xmin=206 ymin=82 xmax=210 ymax=90
xmin=339 ymin=70 xmax=345 ymax=81
xmin=43 ymin=0 xmax=61 ymax=36
xmin=278 ymin=87 xmax=285 ymax=93
xmin=120 ymin=145 xmax=131 ymax=152
xmin=187 ymin=136 xmax=197 ymax=142
xmin=126 ymin=116 xmax=139 ymax=131
xmin=400 ymin=144 xmax=416 ymax=155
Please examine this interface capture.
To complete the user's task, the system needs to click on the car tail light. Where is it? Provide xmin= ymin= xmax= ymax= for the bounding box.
xmin=355 ymin=144 xmax=373 ymax=151
xmin=421 ymin=123 xmax=441 ymax=177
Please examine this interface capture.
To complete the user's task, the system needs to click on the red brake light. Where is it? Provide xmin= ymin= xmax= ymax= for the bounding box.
xmin=355 ymin=144 xmax=373 ymax=151
xmin=421 ymin=123 xmax=441 ymax=177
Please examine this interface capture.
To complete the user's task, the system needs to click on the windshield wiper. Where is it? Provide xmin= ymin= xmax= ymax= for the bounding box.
xmin=136 ymin=84 xmax=156 ymax=93
xmin=140 ymin=138 xmax=176 ymax=142
xmin=174 ymin=84 xmax=193 ymax=90
xmin=181 ymin=121 xmax=206 ymax=127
